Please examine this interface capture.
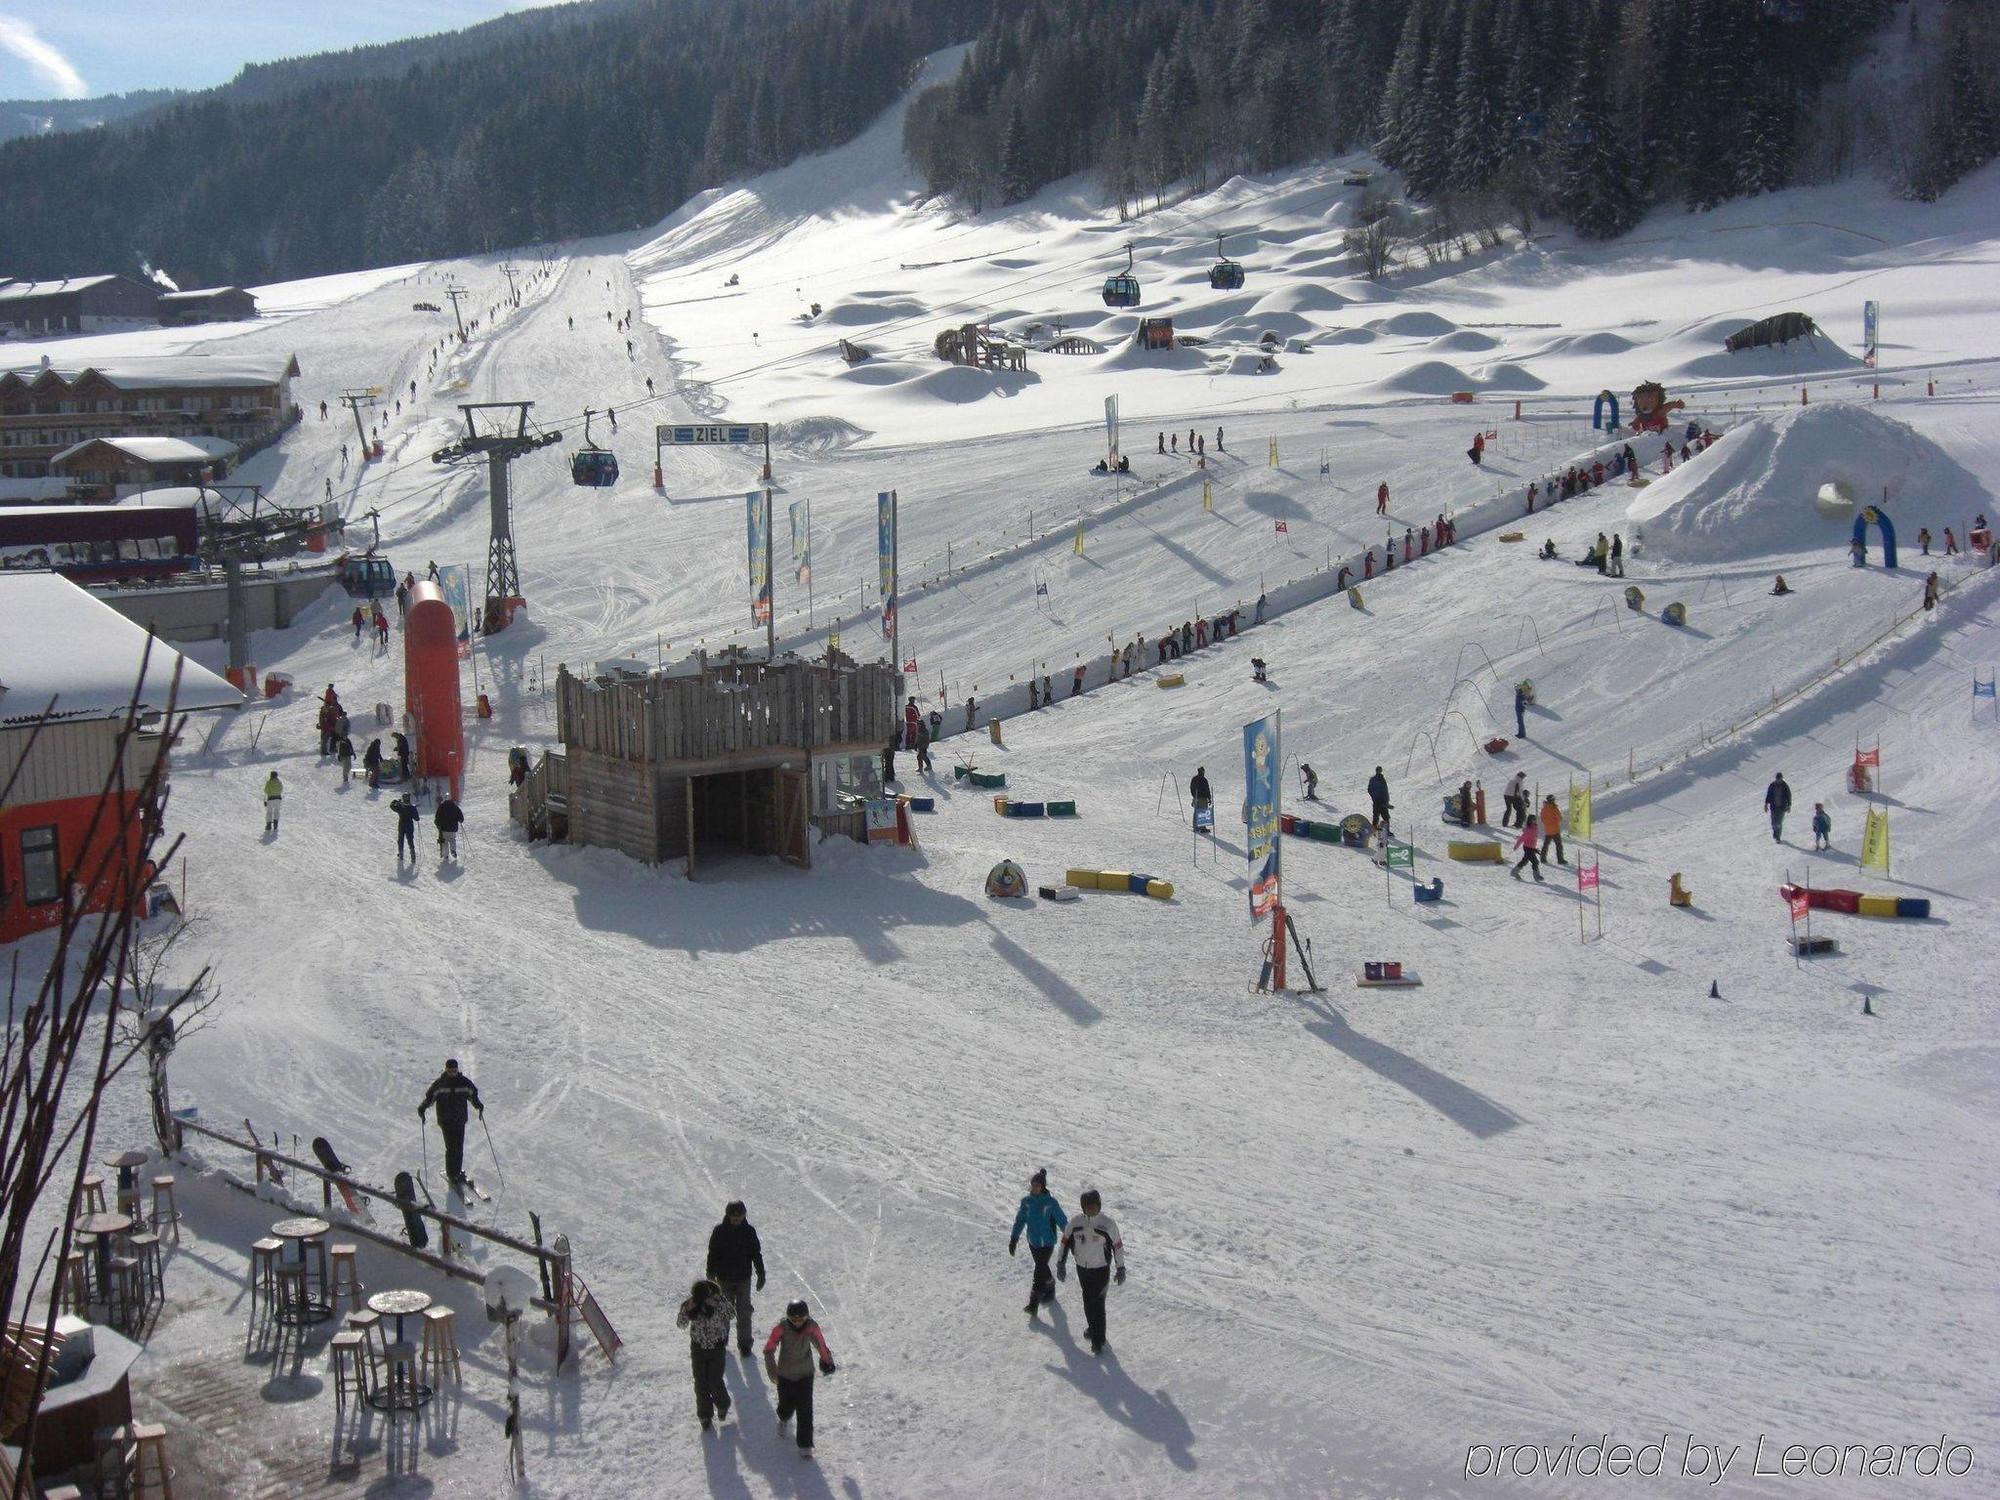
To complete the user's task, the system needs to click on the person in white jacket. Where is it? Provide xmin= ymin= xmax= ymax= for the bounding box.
xmin=1055 ymin=1188 xmax=1125 ymax=1354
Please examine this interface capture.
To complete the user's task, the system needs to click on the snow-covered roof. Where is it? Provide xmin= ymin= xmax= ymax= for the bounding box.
xmin=0 ymin=352 xmax=299 ymax=390
xmin=156 ymin=287 xmax=252 ymax=302
xmin=0 ymin=572 xmax=240 ymax=727
xmin=0 ymin=275 xmax=126 ymax=302
xmin=49 ymin=434 xmax=240 ymax=468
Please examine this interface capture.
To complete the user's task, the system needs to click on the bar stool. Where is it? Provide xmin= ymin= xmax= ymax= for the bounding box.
xmin=130 ymin=1420 xmax=174 ymax=1500
xmin=150 ymin=1176 xmax=181 ymax=1244
xmin=420 ymin=1305 xmax=462 ymax=1386
xmin=249 ymin=1238 xmax=282 ymax=1320
xmin=274 ymin=1262 xmax=308 ymax=1323
xmin=328 ymin=1329 xmax=371 ymax=1405
xmin=328 ymin=1244 xmax=363 ymax=1315
xmin=345 ymin=1310 xmax=386 ymax=1388
xmin=58 ymin=1250 xmax=90 ymax=1316
xmin=127 ymin=1228 xmax=166 ymax=1305
xmin=299 ymin=1232 xmax=331 ymax=1307
xmin=382 ymin=1340 xmax=420 ymax=1415
xmin=79 ymin=1174 xmax=109 ymax=1216
xmin=104 ymin=1256 xmax=146 ymax=1332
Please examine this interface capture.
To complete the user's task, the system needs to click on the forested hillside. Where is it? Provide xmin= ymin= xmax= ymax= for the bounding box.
xmin=906 ymin=0 xmax=2000 ymax=232
xmin=0 ymin=0 xmax=987 ymax=285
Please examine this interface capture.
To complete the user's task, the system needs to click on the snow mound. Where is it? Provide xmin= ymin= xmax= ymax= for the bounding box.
xmin=1626 ymin=404 xmax=1992 ymax=563
xmin=1096 ymin=341 xmax=1211 ymax=372
xmin=1254 ymin=284 xmax=1351 ymax=314
xmin=1226 ymin=351 xmax=1278 ymax=375
xmin=1320 ymin=326 xmax=1378 ymax=345
xmin=1674 ymin=333 xmax=1865 ymax=380
xmin=1368 ymin=310 xmax=1457 ymax=337
xmin=1475 ymin=361 xmax=1545 ymax=391
xmin=1429 ymin=329 xmax=1499 ymax=352
xmin=902 ymin=365 xmax=1039 ymax=402
xmin=821 ymin=298 xmax=927 ymax=326
xmin=1211 ymin=310 xmax=1316 ymax=342
xmin=1376 ymin=359 xmax=1473 ymax=394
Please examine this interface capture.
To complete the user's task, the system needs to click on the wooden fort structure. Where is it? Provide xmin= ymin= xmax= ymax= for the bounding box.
xmin=514 ymin=650 xmax=900 ymax=871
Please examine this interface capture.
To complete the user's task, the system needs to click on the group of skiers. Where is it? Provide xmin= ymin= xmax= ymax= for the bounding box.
xmin=350 ymin=601 xmax=392 ymax=646
xmin=274 ymin=681 xmax=464 ymax=862
xmin=1333 ymin=514 xmax=1455 ymax=592
xmin=1763 ymin=771 xmax=1833 ymax=850
xmin=1157 ymin=426 xmax=1224 ymax=463
xmin=1495 ymin=771 xmax=1568 ymax=880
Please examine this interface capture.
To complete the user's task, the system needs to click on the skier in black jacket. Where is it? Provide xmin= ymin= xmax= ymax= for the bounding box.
xmin=1189 ymin=767 xmax=1213 ymax=832
xmin=433 ymin=795 xmax=465 ymax=860
xmin=706 ymin=1201 xmax=767 ymax=1357
xmin=417 ymin=1059 xmax=483 ymax=1185
xmin=1367 ymin=767 xmax=1393 ymax=834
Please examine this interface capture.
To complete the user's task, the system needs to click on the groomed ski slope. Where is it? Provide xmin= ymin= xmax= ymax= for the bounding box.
xmin=24 ymin=52 xmax=2000 ymax=1497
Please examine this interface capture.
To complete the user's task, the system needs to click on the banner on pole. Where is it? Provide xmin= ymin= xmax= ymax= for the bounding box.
xmin=745 ymin=491 xmax=771 ymax=624
xmin=1243 ymin=712 xmax=1281 ymax=922
xmin=789 ymin=499 xmax=811 ymax=586
xmin=1074 ymin=521 xmax=1085 ymax=556
xmin=1788 ymin=887 xmax=1810 ymax=922
xmin=1383 ymin=841 xmax=1415 ymax=870
xmin=1860 ymin=808 xmax=1890 ymax=872
xmin=1578 ymin=861 xmax=1600 ymax=892
xmin=1568 ymin=782 xmax=1594 ymax=841
xmin=435 ymin=564 xmax=472 ymax=651
xmin=1863 ymin=300 xmax=1879 ymax=368
xmin=1854 ymin=747 xmax=1880 ymax=769
xmin=1193 ymin=803 xmax=1215 ymax=832
xmin=1974 ymin=676 xmax=1996 ymax=699
xmin=877 ymin=490 xmax=897 ymax=641
xmin=1104 ymin=395 xmax=1121 ymax=468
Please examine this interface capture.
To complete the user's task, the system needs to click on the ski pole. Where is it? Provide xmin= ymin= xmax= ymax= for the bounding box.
xmin=481 ymin=1113 xmax=506 ymax=1194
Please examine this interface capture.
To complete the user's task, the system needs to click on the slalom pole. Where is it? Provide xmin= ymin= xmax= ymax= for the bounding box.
xmin=481 ymin=1114 xmax=507 ymax=1194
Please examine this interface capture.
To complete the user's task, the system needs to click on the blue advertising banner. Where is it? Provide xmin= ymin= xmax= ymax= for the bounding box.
xmin=1243 ymin=710 xmax=1281 ymax=921
xmin=746 ymin=491 xmax=771 ymax=624
xmin=878 ymin=490 xmax=897 ymax=641
xmin=790 ymin=498 xmax=811 ymax=586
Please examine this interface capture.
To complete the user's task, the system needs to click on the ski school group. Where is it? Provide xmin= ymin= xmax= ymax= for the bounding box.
xmin=663 ymin=1171 xmax=1123 ymax=1461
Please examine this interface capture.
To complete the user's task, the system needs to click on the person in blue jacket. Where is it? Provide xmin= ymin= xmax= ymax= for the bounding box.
xmin=1008 ymin=1168 xmax=1069 ymax=1315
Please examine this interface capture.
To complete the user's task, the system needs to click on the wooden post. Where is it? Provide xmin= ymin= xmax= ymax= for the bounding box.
xmin=685 ymin=776 xmax=696 ymax=879
xmin=555 ymin=1238 xmax=575 ymax=1369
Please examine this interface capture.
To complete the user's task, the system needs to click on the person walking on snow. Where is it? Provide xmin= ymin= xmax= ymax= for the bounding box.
xmin=1918 ymin=527 xmax=1932 ymax=555
xmin=1377 ymin=481 xmax=1389 ymax=516
xmin=352 ymin=605 xmax=366 ymax=643
xmin=1923 ymin=572 xmax=1940 ymax=611
xmin=262 ymin=771 xmax=283 ymax=832
xmin=1367 ymin=767 xmax=1392 ymax=834
xmin=1512 ymin=808 xmax=1544 ymax=881
xmin=1010 ymin=1168 xmax=1069 ymax=1313
xmin=677 ymin=1279 xmax=734 ymax=1429
xmin=1502 ymin=770 xmax=1528 ymax=828
xmin=433 ymin=793 xmax=464 ymax=860
xmin=363 ymin=737 xmax=384 ymax=789
xmin=373 ymin=603 xmax=390 ymax=646
xmin=1610 ymin=534 xmax=1625 ymax=578
xmin=1469 ymin=430 xmax=1485 ymax=466
xmin=764 ymin=1301 xmax=835 ymax=1458
xmin=1539 ymin=794 xmax=1566 ymax=866
xmin=1216 ymin=427 xmax=1224 ymax=452
xmin=1514 ymin=682 xmax=1529 ymax=738
xmin=1765 ymin=772 xmax=1791 ymax=843
xmin=706 ymin=1201 xmax=767 ymax=1356
xmin=335 ymin=733 xmax=355 ymax=784
xmin=1811 ymin=802 xmax=1832 ymax=851
xmin=1055 ymin=1188 xmax=1125 ymax=1355
xmin=393 ymin=793 xmax=420 ymax=862
xmin=1190 ymin=766 xmax=1214 ymax=832
xmin=418 ymin=1058 xmax=482 ymax=1185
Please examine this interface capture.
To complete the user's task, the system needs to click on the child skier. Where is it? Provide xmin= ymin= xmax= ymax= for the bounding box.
xmin=763 ymin=1301 xmax=836 ymax=1458
xmin=262 ymin=771 xmax=283 ymax=832
xmin=1811 ymin=803 xmax=1832 ymax=851
xmin=1512 ymin=808 xmax=1544 ymax=882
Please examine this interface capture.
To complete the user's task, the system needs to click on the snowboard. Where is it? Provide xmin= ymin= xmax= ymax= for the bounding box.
xmin=311 ymin=1136 xmax=370 ymax=1219
xmin=393 ymin=1170 xmax=428 ymax=1249
xmin=244 ymin=1119 xmax=285 ymax=1184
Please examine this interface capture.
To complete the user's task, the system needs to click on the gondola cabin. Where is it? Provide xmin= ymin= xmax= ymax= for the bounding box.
xmin=341 ymin=554 xmax=397 ymax=598
xmin=1208 ymin=234 xmax=1245 ymax=291
xmin=1102 ymin=243 xmax=1142 ymax=308
xmin=572 ymin=447 xmax=619 ymax=487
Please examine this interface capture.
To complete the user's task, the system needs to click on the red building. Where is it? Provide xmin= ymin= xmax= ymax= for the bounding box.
xmin=0 ymin=573 xmax=239 ymax=943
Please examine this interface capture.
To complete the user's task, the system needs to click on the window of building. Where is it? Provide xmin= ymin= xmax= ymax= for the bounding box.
xmin=20 ymin=825 xmax=59 ymax=905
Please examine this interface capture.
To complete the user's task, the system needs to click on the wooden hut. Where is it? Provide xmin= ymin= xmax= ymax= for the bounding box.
xmin=519 ymin=652 xmax=899 ymax=871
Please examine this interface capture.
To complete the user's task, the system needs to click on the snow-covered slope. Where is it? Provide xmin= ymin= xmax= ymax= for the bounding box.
xmin=17 ymin=51 xmax=2000 ymax=1499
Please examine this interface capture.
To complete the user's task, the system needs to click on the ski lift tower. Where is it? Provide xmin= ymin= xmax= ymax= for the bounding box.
xmin=430 ymin=401 xmax=561 ymax=633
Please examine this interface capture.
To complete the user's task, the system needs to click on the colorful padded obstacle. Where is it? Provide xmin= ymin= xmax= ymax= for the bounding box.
xmin=1062 ymin=868 xmax=1173 ymax=900
xmin=1037 ymin=884 xmax=1080 ymax=902
xmin=1284 ymin=816 xmax=1343 ymax=842
xmin=984 ymin=860 xmax=1028 ymax=899
xmin=1157 ymin=673 xmax=1186 ymax=688
xmin=1669 ymin=872 xmax=1692 ymax=906
xmin=1448 ymin=840 xmax=1504 ymax=863
xmin=1413 ymin=877 xmax=1444 ymax=903
xmin=1662 ymin=601 xmax=1688 ymax=626
xmin=1779 ymin=885 xmax=1929 ymax=919
xmin=904 ymin=796 xmax=936 ymax=813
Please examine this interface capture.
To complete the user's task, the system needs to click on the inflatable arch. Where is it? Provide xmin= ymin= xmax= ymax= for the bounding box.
xmin=1853 ymin=504 xmax=1898 ymax=569
xmin=1592 ymin=390 xmax=1620 ymax=431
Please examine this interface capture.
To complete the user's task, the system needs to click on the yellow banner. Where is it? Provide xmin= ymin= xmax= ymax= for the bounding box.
xmin=1568 ymin=782 xmax=1593 ymax=841
xmin=1861 ymin=808 xmax=1890 ymax=872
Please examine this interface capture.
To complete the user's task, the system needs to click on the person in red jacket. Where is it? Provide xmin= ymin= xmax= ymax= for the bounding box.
xmin=1376 ymin=481 xmax=1389 ymax=515
xmin=1469 ymin=431 xmax=1485 ymax=466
